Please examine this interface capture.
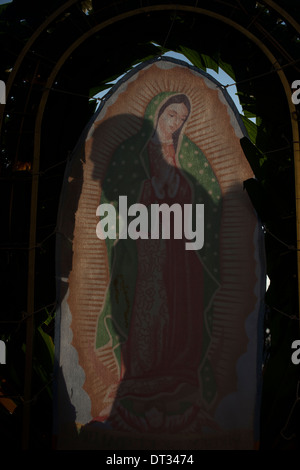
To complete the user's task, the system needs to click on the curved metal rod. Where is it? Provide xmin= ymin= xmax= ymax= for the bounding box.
xmin=0 ymin=0 xmax=78 ymax=135
xmin=22 ymin=3 xmax=300 ymax=448
xmin=6 ymin=0 xmax=78 ymax=97
xmin=263 ymin=0 xmax=300 ymax=34
xmin=35 ymin=4 xmax=299 ymax=290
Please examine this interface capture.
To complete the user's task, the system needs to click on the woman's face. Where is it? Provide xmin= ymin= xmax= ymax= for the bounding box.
xmin=157 ymin=102 xmax=189 ymax=141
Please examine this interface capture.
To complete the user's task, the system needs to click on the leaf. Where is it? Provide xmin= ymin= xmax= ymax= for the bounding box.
xmin=37 ymin=326 xmax=54 ymax=366
xmin=217 ymin=59 xmax=236 ymax=81
xmin=178 ymin=45 xmax=207 ymax=71
xmin=241 ymin=115 xmax=259 ymax=144
xmin=202 ymin=54 xmax=219 ymax=73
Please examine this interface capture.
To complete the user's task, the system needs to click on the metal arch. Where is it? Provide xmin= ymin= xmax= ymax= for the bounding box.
xmin=21 ymin=1 xmax=300 ymax=448
xmin=2 ymin=1 xmax=299 ymax=136
xmin=5 ymin=0 xmax=78 ymax=96
xmin=0 ymin=0 xmax=78 ymax=135
xmin=32 ymin=4 xmax=300 ymax=282
xmin=4 ymin=0 xmax=300 ymax=100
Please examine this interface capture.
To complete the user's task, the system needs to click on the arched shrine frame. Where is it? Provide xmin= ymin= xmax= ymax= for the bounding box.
xmin=1 ymin=0 xmax=299 ymax=448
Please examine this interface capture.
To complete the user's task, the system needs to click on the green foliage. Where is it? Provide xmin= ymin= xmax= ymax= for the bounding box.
xmin=178 ymin=46 xmax=219 ymax=72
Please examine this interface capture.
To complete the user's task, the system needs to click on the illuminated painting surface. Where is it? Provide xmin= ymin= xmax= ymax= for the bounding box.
xmin=55 ymin=58 xmax=265 ymax=450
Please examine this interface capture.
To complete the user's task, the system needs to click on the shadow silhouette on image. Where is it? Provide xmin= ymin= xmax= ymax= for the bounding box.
xmin=75 ymin=99 xmax=224 ymax=449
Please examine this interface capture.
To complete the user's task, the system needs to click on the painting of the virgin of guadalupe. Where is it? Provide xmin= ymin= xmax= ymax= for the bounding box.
xmin=55 ymin=58 xmax=266 ymax=450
